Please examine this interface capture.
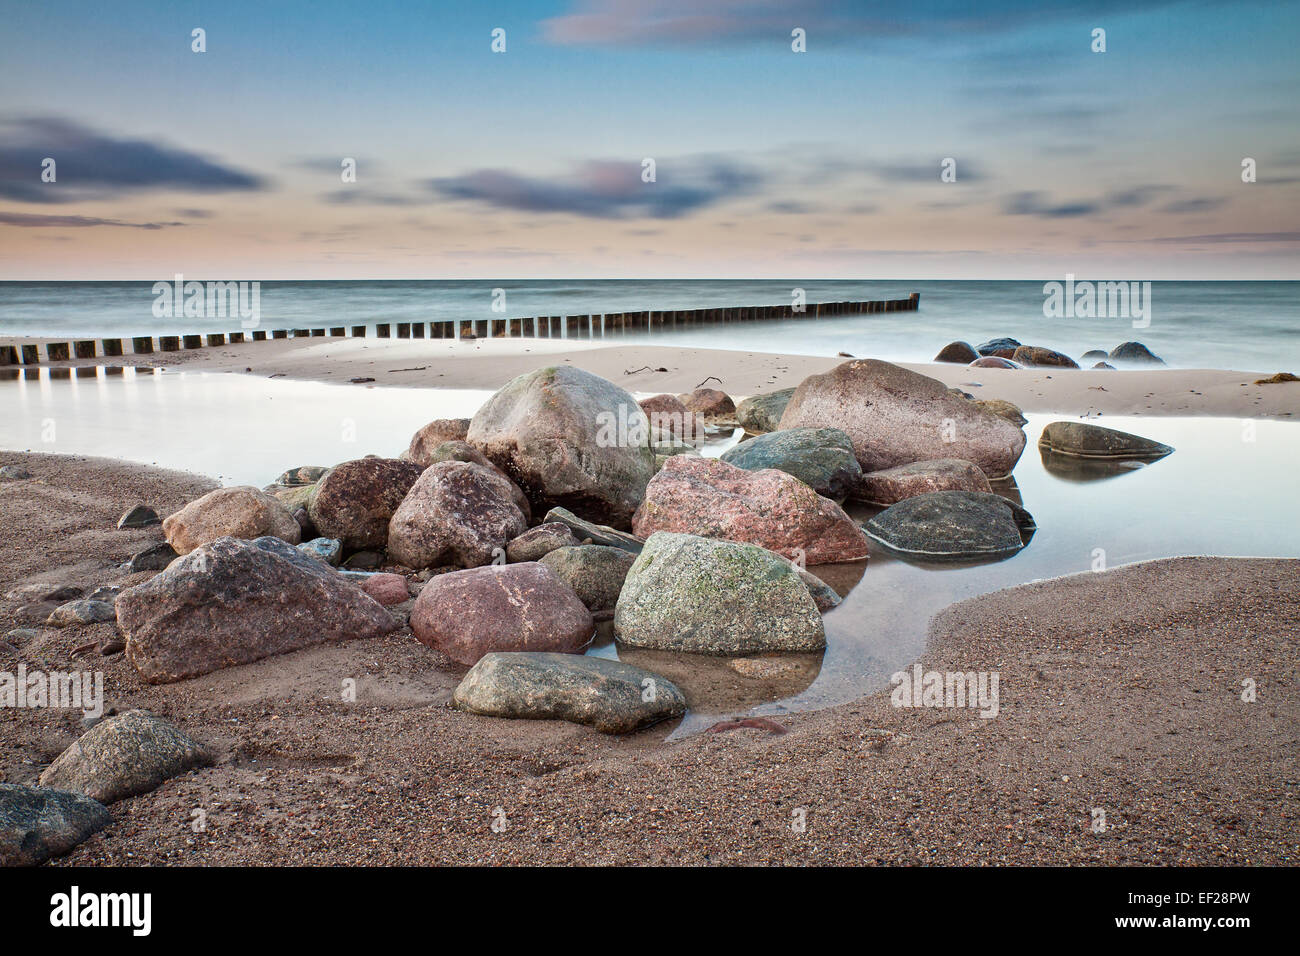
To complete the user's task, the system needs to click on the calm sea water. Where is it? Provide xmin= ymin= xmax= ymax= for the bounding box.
xmin=1 ymin=280 xmax=1297 ymax=371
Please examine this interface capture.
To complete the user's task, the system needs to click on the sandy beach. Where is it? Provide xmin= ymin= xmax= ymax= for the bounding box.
xmin=1 ymin=449 xmax=1296 ymax=865
xmin=8 ymin=335 xmax=1300 ymax=419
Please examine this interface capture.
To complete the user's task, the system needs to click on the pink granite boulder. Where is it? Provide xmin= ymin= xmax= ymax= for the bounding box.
xmin=857 ymin=458 xmax=992 ymax=505
xmin=387 ymin=460 xmax=528 ymax=569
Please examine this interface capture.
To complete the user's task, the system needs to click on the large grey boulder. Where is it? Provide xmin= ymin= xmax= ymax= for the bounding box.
xmin=735 ymin=388 xmax=796 ymax=435
xmin=720 ymin=427 xmax=862 ymax=503
xmin=467 ymin=366 xmax=656 ymax=528
xmin=614 ymin=532 xmax=825 ymax=655
xmin=116 ymin=536 xmax=398 ymax=683
xmin=1038 ymin=421 xmax=1173 ymax=460
xmin=0 ymin=784 xmax=111 ymax=866
xmin=865 ymin=491 xmax=1036 ymax=562
xmin=39 ymin=711 xmax=211 ymax=804
xmin=779 ymin=359 xmax=1027 ymax=478
xmin=387 ymin=460 xmax=527 ymax=569
xmin=452 ymin=652 xmax=686 ymax=734
xmin=539 ymin=545 xmax=636 ymax=614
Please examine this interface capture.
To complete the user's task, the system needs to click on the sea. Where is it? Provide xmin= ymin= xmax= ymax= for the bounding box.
xmin=1 ymin=279 xmax=1297 ymax=372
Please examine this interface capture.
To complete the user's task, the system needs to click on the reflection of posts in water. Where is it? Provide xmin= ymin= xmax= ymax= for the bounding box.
xmin=617 ymin=645 xmax=823 ymax=713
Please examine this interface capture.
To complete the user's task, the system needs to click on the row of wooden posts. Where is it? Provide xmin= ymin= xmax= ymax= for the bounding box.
xmin=0 ymin=295 xmax=918 ymax=365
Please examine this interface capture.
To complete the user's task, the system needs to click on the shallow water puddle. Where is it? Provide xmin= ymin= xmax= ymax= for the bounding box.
xmin=3 ymin=368 xmax=1298 ymax=736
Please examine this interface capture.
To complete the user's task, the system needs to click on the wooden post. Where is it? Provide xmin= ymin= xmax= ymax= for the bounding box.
xmin=311 ymin=328 xmax=325 ymax=337
xmin=377 ymin=324 xmax=391 ymax=338
xmin=253 ymin=330 xmax=269 ymax=340
xmin=0 ymin=345 xmax=17 ymax=365
xmin=509 ymin=318 xmax=522 ymax=336
xmin=132 ymin=337 xmax=153 ymax=354
xmin=102 ymin=338 xmax=123 ymax=356
xmin=229 ymin=332 xmax=245 ymax=344
xmin=351 ymin=326 xmax=366 ymax=337
xmin=21 ymin=344 xmax=40 ymax=364
xmin=397 ymin=323 xmax=411 ymax=338
xmin=72 ymin=340 xmax=95 ymax=359
xmin=206 ymin=334 xmax=226 ymax=347
xmin=46 ymin=342 xmax=71 ymax=361
xmin=159 ymin=336 xmax=180 ymax=352
xmin=412 ymin=323 xmax=425 ymax=338
xmin=330 ymin=327 xmax=346 ymax=336
xmin=272 ymin=329 xmax=288 ymax=339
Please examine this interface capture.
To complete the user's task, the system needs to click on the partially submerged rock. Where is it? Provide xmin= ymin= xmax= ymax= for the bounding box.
xmin=857 ymin=459 xmax=992 ymax=505
xmin=468 ymin=366 xmax=655 ymax=528
xmin=39 ymin=711 xmax=211 ymax=804
xmin=633 ymin=456 xmax=869 ymax=564
xmin=539 ymin=545 xmax=636 ymax=614
xmin=410 ymin=562 xmax=593 ymax=666
xmin=735 ymin=388 xmax=795 ymax=435
xmin=1038 ymin=421 xmax=1173 ymax=460
xmin=117 ymin=536 xmax=398 ymax=683
xmin=975 ymin=337 xmax=1021 ymax=358
xmin=865 ymin=491 xmax=1036 ymax=562
xmin=387 ymin=460 xmax=527 ymax=569
xmin=614 ymin=532 xmax=826 ymax=655
xmin=1109 ymin=341 xmax=1165 ymax=365
xmin=162 ymin=486 xmax=300 ymax=555
xmin=307 ymin=457 xmax=424 ymax=552
xmin=453 ymin=652 xmax=685 ymax=734
xmin=0 ymin=783 xmax=111 ymax=867
xmin=779 ymin=359 xmax=1027 ymax=478
xmin=720 ymin=427 xmax=862 ymax=503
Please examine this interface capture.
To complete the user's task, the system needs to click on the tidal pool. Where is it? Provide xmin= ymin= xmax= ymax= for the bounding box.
xmin=3 ymin=366 xmax=1297 ymax=736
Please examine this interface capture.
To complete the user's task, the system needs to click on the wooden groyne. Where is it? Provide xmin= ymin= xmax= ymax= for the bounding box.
xmin=0 ymin=294 xmax=918 ymax=365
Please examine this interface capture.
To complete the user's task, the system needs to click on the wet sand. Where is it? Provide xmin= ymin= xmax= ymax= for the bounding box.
xmin=7 ymin=335 xmax=1299 ymax=419
xmin=2 ymin=450 xmax=1296 ymax=865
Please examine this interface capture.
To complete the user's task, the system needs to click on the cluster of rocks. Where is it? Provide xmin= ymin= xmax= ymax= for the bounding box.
xmin=934 ymin=338 xmax=1165 ymax=370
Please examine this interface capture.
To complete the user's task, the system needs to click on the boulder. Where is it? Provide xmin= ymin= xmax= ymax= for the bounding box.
xmin=1109 ymin=342 xmax=1165 ymax=365
xmin=614 ymin=532 xmax=825 ymax=655
xmin=857 ymin=458 xmax=992 ymax=505
xmin=274 ymin=465 xmax=328 ymax=486
xmin=972 ymin=398 xmax=1028 ymax=426
xmin=404 ymin=418 xmax=471 ymax=465
xmin=1037 ymin=421 xmax=1173 ymax=460
xmin=127 ymin=541 xmax=178 ymax=572
xmin=410 ymin=563 xmax=593 ymax=666
xmin=298 ymin=537 xmax=342 ymax=566
xmin=543 ymin=506 xmax=645 ymax=555
xmin=411 ymin=440 xmax=531 ymax=519
xmin=116 ymin=536 xmax=398 ymax=683
xmin=795 ymin=567 xmax=842 ymax=613
xmin=387 ymin=461 xmax=527 ymax=569
xmin=0 ymin=784 xmax=111 ymax=867
xmin=117 ymin=505 xmax=160 ymax=529
xmin=975 ymin=337 xmax=1021 ymax=358
xmin=682 ymin=387 xmax=736 ymax=423
xmin=162 ymin=486 xmax=300 ymax=555
xmin=865 ymin=491 xmax=1036 ymax=562
xmin=359 ymin=572 xmax=410 ymax=606
xmin=968 ymin=356 xmax=1021 ymax=370
xmin=506 ymin=523 xmax=581 ymax=563
xmin=46 ymin=599 xmax=116 ymax=628
xmin=266 ymin=483 xmax=316 ymax=512
xmin=638 ymin=394 xmax=704 ymax=444
xmin=467 ymin=366 xmax=655 ymax=528
xmin=539 ymin=545 xmax=637 ymax=614
xmin=1012 ymin=345 xmax=1079 ymax=369
xmin=39 ymin=711 xmax=211 ymax=804
xmin=453 ymin=652 xmax=686 ymax=734
xmin=1081 ymin=349 xmax=1109 ymax=361
xmin=735 ymin=388 xmax=796 ymax=435
xmin=778 ymin=359 xmax=1027 ymax=478
xmin=719 ymin=427 xmax=862 ymax=503
xmin=934 ymin=341 xmax=979 ymax=363
xmin=1093 ymin=362 xmax=1116 ymax=370
xmin=633 ymin=456 xmax=869 ymax=565
xmin=306 ymin=458 xmax=424 ymax=552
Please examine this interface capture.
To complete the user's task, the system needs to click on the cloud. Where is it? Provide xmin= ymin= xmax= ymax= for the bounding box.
xmin=0 ymin=211 xmax=185 ymax=229
xmin=541 ymin=1 xmax=1177 ymax=47
xmin=1136 ymin=231 xmax=1300 ymax=244
xmin=428 ymin=158 xmax=761 ymax=218
xmin=1002 ymin=190 xmax=1099 ymax=218
xmin=1159 ymin=197 xmax=1227 ymax=214
xmin=0 ymin=117 xmax=265 ymax=203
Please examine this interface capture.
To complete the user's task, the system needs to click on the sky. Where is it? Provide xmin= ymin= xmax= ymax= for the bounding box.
xmin=1 ymin=0 xmax=1298 ymax=279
